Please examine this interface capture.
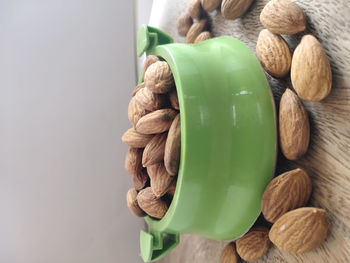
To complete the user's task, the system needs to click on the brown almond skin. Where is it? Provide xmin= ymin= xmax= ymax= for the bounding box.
xmin=137 ymin=187 xmax=168 ymax=219
xmin=164 ymin=114 xmax=181 ymax=175
xmin=167 ymin=180 xmax=177 ymax=198
xmin=260 ymin=0 xmax=306 ymax=35
xmin=220 ymin=242 xmax=239 ymax=263
xmin=221 ymin=0 xmax=254 ymax=20
xmin=188 ymin=0 xmax=203 ymax=20
xmin=291 ymin=35 xmax=332 ymax=102
xmin=121 ymin=128 xmax=153 ymax=148
xmin=133 ymin=169 xmax=149 ymax=191
xmin=136 ymin=109 xmax=177 ymax=135
xmin=177 ymin=13 xmax=193 ymax=37
xmin=142 ymin=133 xmax=167 ymax=167
xmin=144 ymin=61 xmax=174 ymax=94
xmin=134 ymin=87 xmax=166 ymax=111
xmin=256 ymin=29 xmax=291 ymax=78
xmin=128 ymin=96 xmax=149 ymax=127
xmin=126 ymin=188 xmax=145 ymax=217
xmin=269 ymin=207 xmax=328 ymax=254
xmin=201 ymin=0 xmax=222 ymax=12
xmin=143 ymin=55 xmax=159 ymax=78
xmin=186 ymin=19 xmax=207 ymax=43
xmin=236 ymin=226 xmax=270 ymax=262
xmin=169 ymin=90 xmax=179 ymax=110
xmin=279 ymin=89 xmax=310 ymax=160
xmin=261 ymin=168 xmax=312 ymax=223
xmin=147 ymin=163 xmax=174 ymax=198
xmin=194 ymin=31 xmax=212 ymax=43
xmin=125 ymin=148 xmax=143 ymax=175
xmin=132 ymin=82 xmax=145 ymax=97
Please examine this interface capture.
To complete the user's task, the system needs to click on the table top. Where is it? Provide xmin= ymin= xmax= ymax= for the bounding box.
xmin=149 ymin=0 xmax=350 ymax=262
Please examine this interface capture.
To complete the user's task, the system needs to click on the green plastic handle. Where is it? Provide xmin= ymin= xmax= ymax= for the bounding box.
xmin=140 ymin=229 xmax=179 ymax=262
xmin=137 ymin=25 xmax=174 ymax=57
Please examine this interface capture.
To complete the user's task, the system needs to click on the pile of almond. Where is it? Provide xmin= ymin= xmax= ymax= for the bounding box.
xmin=257 ymin=0 xmax=331 ymax=160
xmin=177 ymin=0 xmax=212 ymax=43
xmin=221 ymin=0 xmax=331 ymax=261
xmin=221 ymin=169 xmax=329 ymax=262
xmin=123 ymin=56 xmax=180 ymax=220
xmin=177 ymin=0 xmax=255 ymax=39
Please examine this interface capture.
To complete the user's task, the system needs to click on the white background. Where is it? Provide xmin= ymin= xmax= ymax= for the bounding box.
xmin=0 ymin=0 xmax=152 ymax=262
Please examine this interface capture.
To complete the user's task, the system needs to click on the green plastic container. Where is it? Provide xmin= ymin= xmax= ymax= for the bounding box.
xmin=137 ymin=25 xmax=277 ymax=262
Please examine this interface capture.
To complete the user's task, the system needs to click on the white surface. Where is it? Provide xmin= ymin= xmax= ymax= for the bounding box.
xmin=137 ymin=0 xmax=153 ymax=28
xmin=0 ymin=1 xmax=144 ymax=262
xmin=136 ymin=0 xmax=154 ymax=73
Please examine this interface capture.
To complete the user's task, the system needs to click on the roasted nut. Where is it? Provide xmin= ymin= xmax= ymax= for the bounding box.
xmin=236 ymin=226 xmax=270 ymax=262
xmin=269 ymin=207 xmax=328 ymax=254
xmin=261 ymin=168 xmax=312 ymax=222
xmin=279 ymin=89 xmax=310 ymax=160
xmin=164 ymin=114 xmax=181 ymax=175
xmin=142 ymin=133 xmax=167 ymax=167
xmin=147 ymin=163 xmax=174 ymax=198
xmin=256 ymin=29 xmax=291 ymax=78
xmin=137 ymin=187 xmax=169 ymax=219
xmin=177 ymin=13 xmax=193 ymax=36
xmin=122 ymin=128 xmax=153 ymax=148
xmin=186 ymin=19 xmax=207 ymax=43
xmin=291 ymin=35 xmax=332 ymax=101
xmin=144 ymin=61 xmax=174 ymax=94
xmin=260 ymin=0 xmax=306 ymax=35
xmin=188 ymin=0 xmax=204 ymax=20
xmin=126 ymin=188 xmax=146 ymax=217
xmin=194 ymin=31 xmax=212 ymax=43
xmin=221 ymin=0 xmax=254 ymax=20
xmin=136 ymin=109 xmax=178 ymax=135
xmin=125 ymin=147 xmax=143 ymax=175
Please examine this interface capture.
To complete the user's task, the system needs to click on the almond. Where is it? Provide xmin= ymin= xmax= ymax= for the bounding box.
xmin=177 ymin=13 xmax=193 ymax=37
xmin=261 ymin=168 xmax=312 ymax=223
xmin=121 ymin=128 xmax=153 ymax=148
xmin=128 ymin=96 xmax=149 ymax=127
xmin=220 ymin=242 xmax=240 ymax=263
xmin=137 ymin=187 xmax=169 ymax=219
xmin=188 ymin=0 xmax=203 ymax=20
xmin=260 ymin=0 xmax=306 ymax=35
xmin=221 ymin=0 xmax=254 ymax=20
xmin=126 ymin=188 xmax=145 ymax=217
xmin=167 ymin=180 xmax=177 ymax=198
xmin=269 ymin=207 xmax=328 ymax=253
xmin=164 ymin=114 xmax=181 ymax=175
xmin=279 ymin=89 xmax=310 ymax=160
xmin=132 ymin=82 xmax=145 ymax=97
xmin=169 ymin=90 xmax=179 ymax=110
xmin=236 ymin=226 xmax=270 ymax=262
xmin=291 ymin=35 xmax=332 ymax=101
xmin=143 ymin=55 xmax=159 ymax=78
xmin=134 ymin=87 xmax=166 ymax=111
xmin=125 ymin=148 xmax=143 ymax=175
xmin=194 ymin=31 xmax=212 ymax=43
xmin=186 ymin=19 xmax=207 ymax=43
xmin=201 ymin=0 xmax=222 ymax=12
xmin=133 ymin=169 xmax=149 ymax=191
xmin=256 ymin=29 xmax=291 ymax=78
xmin=142 ymin=133 xmax=167 ymax=167
xmin=147 ymin=163 xmax=174 ymax=198
xmin=136 ymin=109 xmax=177 ymax=134
xmin=144 ymin=61 xmax=174 ymax=94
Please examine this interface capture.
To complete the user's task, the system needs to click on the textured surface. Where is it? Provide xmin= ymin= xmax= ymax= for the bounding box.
xmin=149 ymin=0 xmax=350 ymax=262
xmin=269 ymin=207 xmax=328 ymax=254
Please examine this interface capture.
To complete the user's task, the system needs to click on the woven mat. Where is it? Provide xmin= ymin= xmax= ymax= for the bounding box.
xmin=148 ymin=1 xmax=350 ymax=262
